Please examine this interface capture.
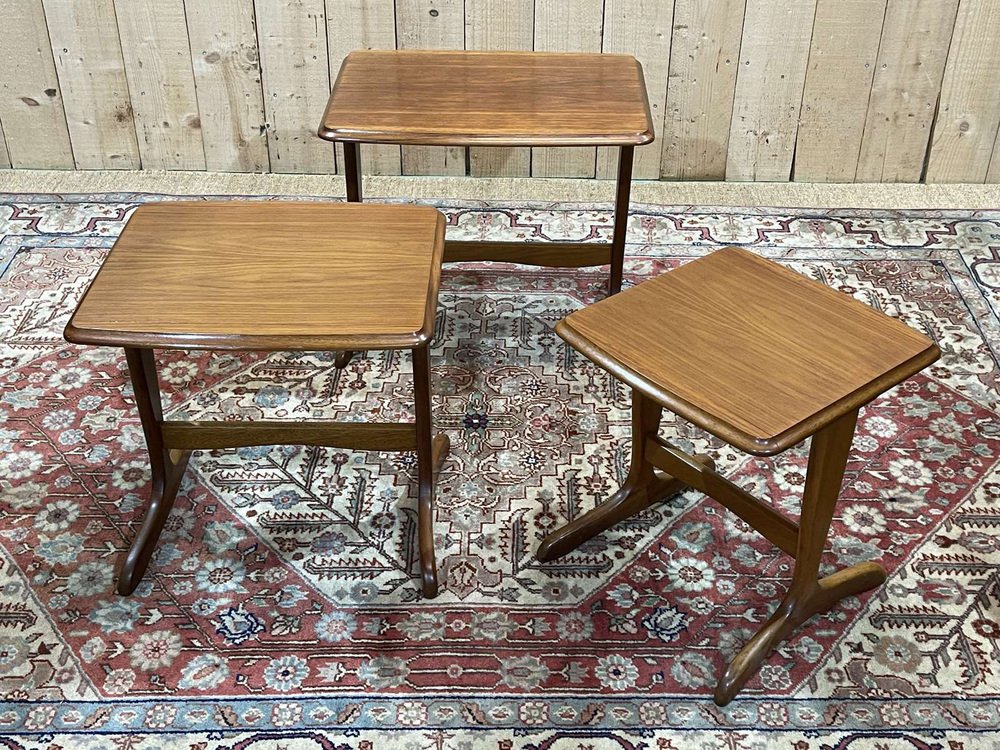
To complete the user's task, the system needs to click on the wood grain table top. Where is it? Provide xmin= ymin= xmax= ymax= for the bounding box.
xmin=318 ymin=50 xmax=654 ymax=147
xmin=557 ymin=247 xmax=940 ymax=455
xmin=65 ymin=202 xmax=445 ymax=351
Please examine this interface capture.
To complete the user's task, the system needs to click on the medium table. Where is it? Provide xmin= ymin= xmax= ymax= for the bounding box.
xmin=319 ymin=50 xmax=654 ymax=295
xmin=65 ymin=201 xmax=450 ymax=598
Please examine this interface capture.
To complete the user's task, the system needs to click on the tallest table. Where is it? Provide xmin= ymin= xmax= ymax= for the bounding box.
xmin=319 ymin=50 xmax=654 ymax=295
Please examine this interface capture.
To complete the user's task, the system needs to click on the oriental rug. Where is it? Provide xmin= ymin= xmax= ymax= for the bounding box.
xmin=0 ymin=194 xmax=999 ymax=748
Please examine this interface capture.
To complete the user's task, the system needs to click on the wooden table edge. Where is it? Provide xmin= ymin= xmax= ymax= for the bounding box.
xmin=62 ymin=324 xmax=438 ymax=352
xmin=556 ymin=319 xmax=942 ymax=457
xmin=316 ymin=125 xmax=655 ymax=147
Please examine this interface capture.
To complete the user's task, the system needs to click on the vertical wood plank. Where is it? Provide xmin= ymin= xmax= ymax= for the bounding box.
xmin=856 ymin=0 xmax=958 ymax=183
xmin=43 ymin=0 xmax=140 ymax=169
xmin=326 ymin=0 xmax=401 ymax=175
xmin=794 ymin=0 xmax=887 ymax=182
xmin=726 ymin=0 xmax=818 ymax=181
xmin=465 ymin=0 xmax=533 ymax=177
xmin=254 ymin=0 xmax=335 ymax=174
xmin=925 ymin=1 xmax=1000 ymax=183
xmin=660 ymin=0 xmax=745 ymax=180
xmin=114 ymin=0 xmax=205 ymax=170
xmin=395 ymin=0 xmax=466 ymax=176
xmin=532 ymin=0 xmax=604 ymax=178
xmin=185 ymin=0 xmax=269 ymax=172
xmin=597 ymin=0 xmax=673 ymax=179
xmin=0 ymin=0 xmax=74 ymax=168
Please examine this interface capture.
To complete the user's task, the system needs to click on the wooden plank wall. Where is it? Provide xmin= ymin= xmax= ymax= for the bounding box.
xmin=2 ymin=0 xmax=999 ymax=183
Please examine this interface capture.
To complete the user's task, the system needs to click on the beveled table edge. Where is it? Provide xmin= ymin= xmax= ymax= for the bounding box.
xmin=318 ymin=52 xmax=655 ymax=147
xmin=63 ymin=208 xmax=447 ymax=353
xmin=316 ymin=126 xmax=655 ymax=147
xmin=555 ymin=318 xmax=942 ymax=457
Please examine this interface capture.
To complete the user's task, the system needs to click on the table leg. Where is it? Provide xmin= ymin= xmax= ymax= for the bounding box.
xmin=334 ymin=141 xmax=363 ymax=370
xmin=344 ymin=141 xmax=362 ymax=203
xmin=118 ymin=348 xmax=191 ymax=595
xmin=609 ymin=145 xmax=635 ymax=296
xmin=537 ymin=389 xmax=712 ymax=562
xmin=714 ymin=408 xmax=886 ymax=705
xmin=412 ymin=344 xmax=443 ymax=598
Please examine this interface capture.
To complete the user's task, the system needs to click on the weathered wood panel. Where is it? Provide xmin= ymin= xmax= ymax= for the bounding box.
xmin=395 ymin=0 xmax=466 ymax=176
xmin=254 ymin=0 xmax=335 ymax=173
xmin=114 ymin=0 xmax=205 ymax=170
xmin=325 ymin=0 xmax=401 ymax=175
xmin=532 ymin=0 xmax=604 ymax=178
xmin=925 ymin=1 xmax=1000 ymax=183
xmin=726 ymin=0 xmax=818 ymax=181
xmin=856 ymin=0 xmax=958 ymax=183
xmin=186 ymin=0 xmax=269 ymax=172
xmin=794 ymin=0 xmax=886 ymax=182
xmin=2 ymin=1 xmax=999 ymax=182
xmin=0 ymin=0 xmax=74 ymax=169
xmin=597 ymin=0 xmax=673 ymax=179
xmin=465 ymin=0 xmax=533 ymax=178
xmin=660 ymin=0 xmax=746 ymax=180
xmin=43 ymin=0 xmax=140 ymax=169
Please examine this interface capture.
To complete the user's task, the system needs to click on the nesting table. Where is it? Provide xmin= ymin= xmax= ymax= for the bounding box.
xmin=538 ymin=247 xmax=940 ymax=704
xmin=319 ymin=50 xmax=654 ymax=295
xmin=65 ymin=202 xmax=450 ymax=598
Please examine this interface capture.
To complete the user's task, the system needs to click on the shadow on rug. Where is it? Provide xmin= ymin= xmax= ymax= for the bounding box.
xmin=0 ymin=194 xmax=998 ymax=748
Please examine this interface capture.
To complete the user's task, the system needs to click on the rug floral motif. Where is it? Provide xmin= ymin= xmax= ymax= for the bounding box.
xmin=0 ymin=194 xmax=998 ymax=748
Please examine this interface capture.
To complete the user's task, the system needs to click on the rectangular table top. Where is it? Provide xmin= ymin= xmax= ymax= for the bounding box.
xmin=319 ymin=50 xmax=654 ymax=147
xmin=65 ymin=202 xmax=445 ymax=352
xmin=557 ymin=247 xmax=941 ymax=455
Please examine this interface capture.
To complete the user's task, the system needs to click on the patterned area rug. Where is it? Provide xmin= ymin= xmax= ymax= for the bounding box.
xmin=1 ymin=194 xmax=999 ymax=749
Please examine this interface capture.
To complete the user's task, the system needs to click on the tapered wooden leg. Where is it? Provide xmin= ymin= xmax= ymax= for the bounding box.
xmin=343 ymin=142 xmax=362 ymax=203
xmin=608 ymin=145 xmax=634 ymax=296
xmin=412 ymin=344 xmax=442 ymax=598
xmin=714 ymin=408 xmax=885 ymax=705
xmin=537 ymin=390 xmax=713 ymax=562
xmin=118 ymin=348 xmax=191 ymax=595
xmin=333 ymin=350 xmax=355 ymax=369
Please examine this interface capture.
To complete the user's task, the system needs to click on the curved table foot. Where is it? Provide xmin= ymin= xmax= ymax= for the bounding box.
xmin=333 ymin=350 xmax=355 ymax=369
xmin=117 ymin=450 xmax=192 ymax=595
xmin=419 ymin=433 xmax=451 ymax=599
xmin=714 ymin=560 xmax=886 ymax=705
xmin=537 ymin=454 xmax=715 ymax=562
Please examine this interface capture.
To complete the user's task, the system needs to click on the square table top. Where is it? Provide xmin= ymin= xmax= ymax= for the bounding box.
xmin=318 ymin=50 xmax=654 ymax=147
xmin=557 ymin=247 xmax=941 ymax=456
xmin=65 ymin=202 xmax=445 ymax=351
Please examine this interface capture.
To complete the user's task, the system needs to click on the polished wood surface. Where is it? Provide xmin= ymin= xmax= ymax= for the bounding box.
xmin=557 ymin=246 xmax=940 ymax=455
xmin=542 ymin=248 xmax=941 ymax=703
xmin=319 ymin=50 xmax=654 ymax=147
xmin=65 ymin=201 xmax=445 ymax=351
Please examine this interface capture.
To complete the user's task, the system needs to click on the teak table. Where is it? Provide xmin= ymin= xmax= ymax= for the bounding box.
xmin=65 ymin=202 xmax=450 ymax=598
xmin=319 ymin=50 xmax=654 ymax=295
xmin=537 ymin=247 xmax=941 ymax=704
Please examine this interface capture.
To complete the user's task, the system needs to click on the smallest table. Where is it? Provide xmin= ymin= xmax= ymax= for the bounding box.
xmin=319 ymin=50 xmax=654 ymax=295
xmin=65 ymin=201 xmax=449 ymax=598
xmin=538 ymin=247 xmax=940 ymax=704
